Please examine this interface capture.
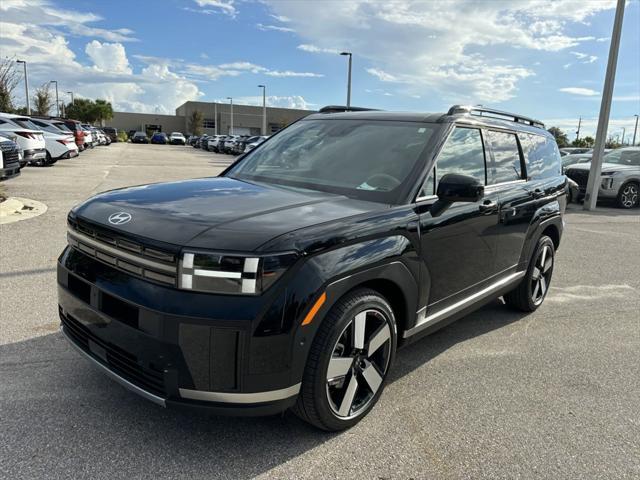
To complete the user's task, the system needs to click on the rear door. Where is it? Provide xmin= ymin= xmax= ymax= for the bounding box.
xmin=418 ymin=126 xmax=501 ymax=308
xmin=483 ymin=129 xmax=533 ymax=273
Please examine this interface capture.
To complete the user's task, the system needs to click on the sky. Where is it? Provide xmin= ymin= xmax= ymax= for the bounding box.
xmin=1 ymin=0 xmax=639 ymax=140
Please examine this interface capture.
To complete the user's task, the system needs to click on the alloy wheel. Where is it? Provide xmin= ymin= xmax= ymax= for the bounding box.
xmin=325 ymin=309 xmax=392 ymax=419
xmin=531 ymin=244 xmax=553 ymax=305
xmin=620 ymin=184 xmax=638 ymax=208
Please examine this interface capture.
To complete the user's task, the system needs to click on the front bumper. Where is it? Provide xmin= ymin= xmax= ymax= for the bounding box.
xmin=0 ymin=164 xmax=21 ymax=179
xmin=57 ymin=246 xmax=301 ymax=415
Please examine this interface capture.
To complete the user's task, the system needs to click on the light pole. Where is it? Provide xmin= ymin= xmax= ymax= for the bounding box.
xmin=67 ymin=91 xmax=74 ymax=105
xmin=258 ymin=85 xmax=266 ymax=135
xmin=340 ymin=51 xmax=352 ymax=109
xmin=50 ymin=80 xmax=59 ymax=116
xmin=621 ymin=127 xmax=625 ymax=145
xmin=227 ymin=97 xmax=233 ymax=134
xmin=575 ymin=116 xmax=581 ymax=141
xmin=584 ymin=0 xmax=625 ymax=211
xmin=16 ymin=60 xmax=30 ymax=115
xmin=633 ymin=115 xmax=639 ymax=146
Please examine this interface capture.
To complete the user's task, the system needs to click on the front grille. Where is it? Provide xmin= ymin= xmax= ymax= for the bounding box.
xmin=67 ymin=218 xmax=178 ymax=286
xmin=1 ymin=142 xmax=20 ymax=168
xmin=60 ymin=307 xmax=166 ymax=396
xmin=566 ymin=169 xmax=589 ymax=189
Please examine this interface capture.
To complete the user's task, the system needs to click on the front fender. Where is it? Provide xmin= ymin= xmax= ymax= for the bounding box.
xmin=283 ymin=236 xmax=420 ymax=386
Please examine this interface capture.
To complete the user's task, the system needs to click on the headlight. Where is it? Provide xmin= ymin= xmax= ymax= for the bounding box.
xmin=179 ymin=251 xmax=298 ymax=295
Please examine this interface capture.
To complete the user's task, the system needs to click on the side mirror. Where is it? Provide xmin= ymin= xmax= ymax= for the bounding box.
xmin=430 ymin=173 xmax=484 ymax=217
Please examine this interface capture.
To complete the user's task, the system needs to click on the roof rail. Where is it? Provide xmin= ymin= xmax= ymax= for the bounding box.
xmin=447 ymin=105 xmax=545 ymax=129
xmin=318 ymin=105 xmax=380 ymax=114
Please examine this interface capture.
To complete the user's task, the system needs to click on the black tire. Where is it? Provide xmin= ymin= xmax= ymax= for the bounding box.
xmin=292 ymin=288 xmax=397 ymax=431
xmin=504 ymin=235 xmax=555 ymax=312
xmin=617 ymin=182 xmax=639 ymax=209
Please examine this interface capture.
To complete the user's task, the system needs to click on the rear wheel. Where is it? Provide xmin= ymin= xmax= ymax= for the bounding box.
xmin=292 ymin=288 xmax=396 ymax=431
xmin=504 ymin=235 xmax=555 ymax=312
xmin=617 ymin=182 xmax=639 ymax=209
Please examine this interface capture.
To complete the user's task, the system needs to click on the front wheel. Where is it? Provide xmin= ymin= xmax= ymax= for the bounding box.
xmin=617 ymin=182 xmax=639 ymax=209
xmin=504 ymin=235 xmax=555 ymax=312
xmin=292 ymin=288 xmax=396 ymax=431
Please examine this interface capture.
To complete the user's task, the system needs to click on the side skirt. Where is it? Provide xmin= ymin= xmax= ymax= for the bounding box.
xmin=403 ymin=271 xmax=526 ymax=340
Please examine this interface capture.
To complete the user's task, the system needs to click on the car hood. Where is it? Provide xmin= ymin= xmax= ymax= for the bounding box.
xmin=72 ymin=177 xmax=381 ymax=251
xmin=566 ymin=162 xmax=639 ymax=174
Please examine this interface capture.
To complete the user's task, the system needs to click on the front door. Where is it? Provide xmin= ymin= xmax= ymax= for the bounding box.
xmin=417 ymin=126 xmax=501 ymax=310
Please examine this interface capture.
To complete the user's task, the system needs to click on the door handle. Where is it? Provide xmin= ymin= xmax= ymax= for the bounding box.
xmin=478 ymin=200 xmax=498 ymax=214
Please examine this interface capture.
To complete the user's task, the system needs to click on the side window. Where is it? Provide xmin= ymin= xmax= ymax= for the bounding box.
xmin=519 ymin=133 xmax=562 ymax=179
xmin=485 ymin=130 xmax=522 ymax=184
xmin=418 ymin=170 xmax=435 ymax=197
xmin=436 ymin=127 xmax=486 ymax=185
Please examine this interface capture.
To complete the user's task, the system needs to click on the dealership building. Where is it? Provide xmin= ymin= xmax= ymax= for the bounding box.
xmin=109 ymin=101 xmax=312 ymax=136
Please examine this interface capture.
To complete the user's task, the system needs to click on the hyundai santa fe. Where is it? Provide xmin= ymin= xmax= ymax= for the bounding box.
xmin=58 ymin=105 xmax=566 ymax=430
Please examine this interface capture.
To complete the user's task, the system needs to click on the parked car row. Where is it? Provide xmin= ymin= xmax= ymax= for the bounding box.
xmin=187 ymin=134 xmax=269 ymax=155
xmin=565 ymin=147 xmax=640 ymax=208
xmin=0 ymin=112 xmax=112 ymax=181
xmin=126 ymin=131 xmax=186 ymax=145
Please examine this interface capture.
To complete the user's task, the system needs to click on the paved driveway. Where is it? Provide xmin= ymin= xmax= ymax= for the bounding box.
xmin=1 ymin=143 xmax=638 ymax=479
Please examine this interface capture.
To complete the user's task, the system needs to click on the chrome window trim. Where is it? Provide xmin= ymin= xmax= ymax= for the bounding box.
xmin=404 ymin=270 xmax=526 ymax=338
xmin=61 ymin=327 xmax=167 ymax=407
xmin=68 ymin=228 xmax=176 ymax=274
xmin=179 ymin=383 xmax=301 ymax=404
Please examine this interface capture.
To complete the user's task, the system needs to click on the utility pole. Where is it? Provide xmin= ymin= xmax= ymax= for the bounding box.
xmin=632 ymin=115 xmax=638 ymax=146
xmin=50 ymin=80 xmax=59 ymax=116
xmin=584 ymin=0 xmax=625 ymax=211
xmin=621 ymin=127 xmax=625 ymax=145
xmin=16 ymin=60 xmax=30 ymax=115
xmin=575 ymin=117 xmax=582 ymax=141
xmin=227 ymin=97 xmax=233 ymax=135
xmin=340 ymin=52 xmax=352 ymax=109
xmin=258 ymin=85 xmax=267 ymax=135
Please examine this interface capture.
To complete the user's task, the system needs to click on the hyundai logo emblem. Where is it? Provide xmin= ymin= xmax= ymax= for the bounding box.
xmin=108 ymin=212 xmax=132 ymax=225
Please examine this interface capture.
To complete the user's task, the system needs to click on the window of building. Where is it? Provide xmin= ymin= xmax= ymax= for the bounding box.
xmin=203 ymin=119 xmax=216 ymax=129
xmin=485 ymin=130 xmax=522 ymax=184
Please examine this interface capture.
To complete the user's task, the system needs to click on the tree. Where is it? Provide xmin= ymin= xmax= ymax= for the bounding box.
xmin=0 ymin=57 xmax=21 ymax=113
xmin=547 ymin=127 xmax=569 ymax=148
xmin=572 ymin=136 xmax=595 ymax=148
xmin=189 ymin=110 xmax=203 ymax=136
xmin=33 ymin=83 xmax=54 ymax=116
xmin=65 ymin=98 xmax=113 ymax=123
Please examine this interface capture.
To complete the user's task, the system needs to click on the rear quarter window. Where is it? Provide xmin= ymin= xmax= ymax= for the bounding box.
xmin=519 ymin=133 xmax=562 ymax=179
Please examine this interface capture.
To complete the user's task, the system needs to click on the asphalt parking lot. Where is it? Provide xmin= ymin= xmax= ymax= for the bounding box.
xmin=1 ymin=143 xmax=639 ymax=479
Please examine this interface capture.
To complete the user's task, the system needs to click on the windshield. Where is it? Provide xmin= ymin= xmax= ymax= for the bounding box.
xmin=227 ymin=118 xmax=437 ymax=204
xmin=603 ymin=149 xmax=640 ymax=166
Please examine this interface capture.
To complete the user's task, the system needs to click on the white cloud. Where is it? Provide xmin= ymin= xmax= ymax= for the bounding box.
xmin=190 ymin=61 xmax=323 ymax=78
xmin=193 ymin=0 xmax=236 ymax=16
xmin=570 ymin=51 xmax=598 ymax=64
xmin=85 ymin=41 xmax=132 ymax=74
xmin=559 ymin=87 xmax=599 ymax=96
xmin=265 ymin=70 xmax=323 ymax=78
xmin=257 ymin=23 xmax=296 ymax=33
xmin=270 ymin=14 xmax=291 ymax=23
xmin=215 ymin=95 xmax=313 ymax=110
xmin=267 ymin=0 xmax=618 ymax=103
xmin=297 ymin=44 xmax=340 ymax=55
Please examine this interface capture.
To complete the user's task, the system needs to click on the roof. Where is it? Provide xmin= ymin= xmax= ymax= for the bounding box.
xmin=304 ymin=109 xmax=552 ymax=137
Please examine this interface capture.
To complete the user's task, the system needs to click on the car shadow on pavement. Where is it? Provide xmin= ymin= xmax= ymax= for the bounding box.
xmin=0 ymin=300 xmax=528 ymax=479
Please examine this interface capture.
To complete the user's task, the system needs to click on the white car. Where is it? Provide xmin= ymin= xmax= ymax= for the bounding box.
xmin=0 ymin=133 xmax=21 ymax=179
xmin=30 ymin=118 xmax=79 ymax=161
xmin=244 ymin=135 xmax=269 ymax=153
xmin=81 ymin=124 xmax=95 ymax=148
xmin=0 ymin=112 xmax=47 ymax=166
xmin=169 ymin=132 xmax=186 ymax=145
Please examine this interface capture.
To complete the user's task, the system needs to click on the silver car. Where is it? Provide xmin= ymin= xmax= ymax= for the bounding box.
xmin=565 ymin=147 xmax=640 ymax=208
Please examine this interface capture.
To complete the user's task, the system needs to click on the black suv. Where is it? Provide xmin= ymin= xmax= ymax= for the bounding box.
xmin=58 ymin=106 xmax=566 ymax=430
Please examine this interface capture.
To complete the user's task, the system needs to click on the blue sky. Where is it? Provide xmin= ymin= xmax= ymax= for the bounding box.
xmin=1 ymin=0 xmax=639 ymax=139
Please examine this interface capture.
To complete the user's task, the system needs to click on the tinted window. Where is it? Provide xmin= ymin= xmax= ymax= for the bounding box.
xmin=603 ymin=149 xmax=640 ymax=166
xmin=436 ymin=127 xmax=486 ymax=185
xmin=486 ymin=130 xmax=522 ymax=184
xmin=229 ymin=119 xmax=437 ymax=204
xmin=519 ymin=133 xmax=561 ymax=179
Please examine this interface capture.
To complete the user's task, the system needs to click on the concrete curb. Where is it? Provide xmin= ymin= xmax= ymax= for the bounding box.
xmin=0 ymin=197 xmax=48 ymax=225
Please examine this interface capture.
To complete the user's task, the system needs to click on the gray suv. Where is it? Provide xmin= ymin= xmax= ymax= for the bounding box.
xmin=565 ymin=147 xmax=640 ymax=208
